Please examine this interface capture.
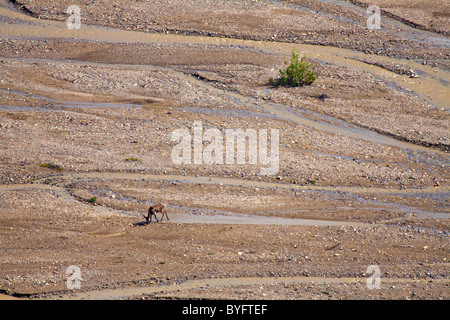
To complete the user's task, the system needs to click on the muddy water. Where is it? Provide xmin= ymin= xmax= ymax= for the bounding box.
xmin=170 ymin=212 xmax=370 ymax=226
xmin=0 ymin=182 xmax=117 ymax=216
xmin=0 ymin=6 xmax=448 ymax=224
xmin=3 ymin=54 xmax=447 ymax=161
xmin=2 ymin=171 xmax=448 ymax=223
xmin=0 ymin=181 xmax=373 ymax=226
xmin=171 ymin=64 xmax=449 ymax=157
xmin=51 ymin=275 xmax=366 ymax=300
xmin=67 ymin=171 xmax=450 ymax=219
xmin=307 ymin=0 xmax=450 ymax=47
xmin=50 ymin=275 xmax=446 ymax=300
xmin=14 ymin=171 xmax=450 ymax=216
xmin=0 ymin=6 xmax=448 ymax=110
xmin=0 ymin=5 xmax=448 ymax=159
xmin=59 ymin=171 xmax=449 ymax=196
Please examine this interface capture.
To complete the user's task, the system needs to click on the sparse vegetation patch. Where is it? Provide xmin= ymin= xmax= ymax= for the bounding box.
xmin=270 ymin=49 xmax=317 ymax=87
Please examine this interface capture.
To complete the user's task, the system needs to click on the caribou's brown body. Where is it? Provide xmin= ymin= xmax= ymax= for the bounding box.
xmin=142 ymin=204 xmax=168 ymax=223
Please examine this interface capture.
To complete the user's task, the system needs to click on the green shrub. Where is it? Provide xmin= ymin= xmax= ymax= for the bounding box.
xmin=125 ymin=157 xmax=143 ymax=162
xmin=271 ymin=49 xmax=316 ymax=87
xmin=40 ymin=163 xmax=64 ymax=171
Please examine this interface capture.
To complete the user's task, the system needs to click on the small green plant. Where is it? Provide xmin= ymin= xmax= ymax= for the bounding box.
xmin=40 ymin=163 xmax=64 ymax=171
xmin=125 ymin=157 xmax=143 ymax=162
xmin=271 ymin=49 xmax=316 ymax=87
xmin=88 ymin=197 xmax=97 ymax=203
